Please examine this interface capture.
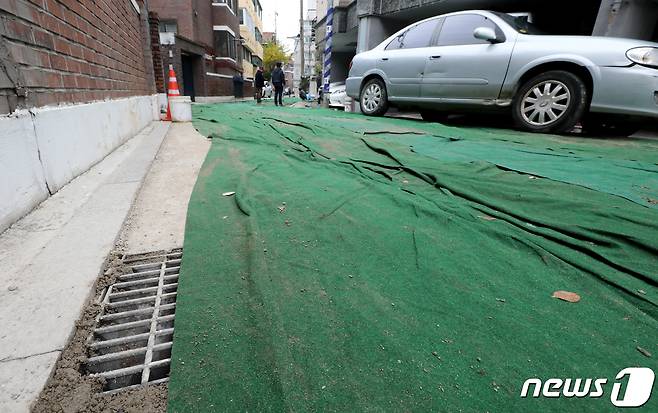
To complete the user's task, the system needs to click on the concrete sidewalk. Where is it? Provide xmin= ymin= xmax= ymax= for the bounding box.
xmin=119 ymin=123 xmax=211 ymax=254
xmin=0 ymin=122 xmax=170 ymax=412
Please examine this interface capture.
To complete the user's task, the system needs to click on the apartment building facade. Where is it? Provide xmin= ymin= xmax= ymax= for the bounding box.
xmin=238 ymin=0 xmax=263 ymax=81
xmin=150 ymin=0 xmax=245 ymax=99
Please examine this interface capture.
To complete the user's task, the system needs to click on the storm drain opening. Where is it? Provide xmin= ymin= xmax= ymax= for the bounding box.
xmin=84 ymin=249 xmax=182 ymax=393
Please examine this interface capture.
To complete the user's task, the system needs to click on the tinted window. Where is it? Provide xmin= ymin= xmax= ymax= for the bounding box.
xmin=385 ymin=19 xmax=440 ymax=50
xmin=437 ymin=15 xmax=500 ymax=46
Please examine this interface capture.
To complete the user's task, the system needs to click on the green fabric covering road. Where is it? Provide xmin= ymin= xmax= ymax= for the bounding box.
xmin=168 ymin=103 xmax=658 ymax=412
xmin=408 ymin=134 xmax=658 ymax=209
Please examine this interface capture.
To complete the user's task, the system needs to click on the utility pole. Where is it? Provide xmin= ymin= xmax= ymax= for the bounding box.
xmin=274 ymin=11 xmax=278 ymax=43
xmin=299 ymin=0 xmax=305 ymax=87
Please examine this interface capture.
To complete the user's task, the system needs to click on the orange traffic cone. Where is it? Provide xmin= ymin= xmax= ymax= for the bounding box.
xmin=165 ymin=65 xmax=180 ymax=121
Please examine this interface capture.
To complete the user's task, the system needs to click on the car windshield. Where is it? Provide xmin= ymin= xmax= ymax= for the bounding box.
xmin=492 ymin=12 xmax=546 ymax=35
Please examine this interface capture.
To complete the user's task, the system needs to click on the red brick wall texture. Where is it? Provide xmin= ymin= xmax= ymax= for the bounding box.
xmin=0 ymin=0 xmax=154 ymax=114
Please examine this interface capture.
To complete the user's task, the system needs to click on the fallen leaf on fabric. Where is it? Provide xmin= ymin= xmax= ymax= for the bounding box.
xmin=222 ymin=191 xmax=236 ymax=197
xmin=479 ymin=215 xmax=497 ymax=221
xmin=496 ymin=298 xmax=506 ymax=303
xmin=637 ymin=346 xmax=652 ymax=358
xmin=552 ymin=291 xmax=581 ymax=303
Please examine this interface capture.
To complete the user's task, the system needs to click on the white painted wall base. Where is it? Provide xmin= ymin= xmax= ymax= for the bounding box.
xmin=0 ymin=95 xmax=159 ymax=233
xmin=0 ymin=116 xmax=50 ymax=233
xmin=169 ymin=96 xmax=192 ymax=122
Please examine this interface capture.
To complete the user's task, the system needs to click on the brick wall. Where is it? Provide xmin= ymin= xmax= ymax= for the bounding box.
xmin=192 ymin=0 xmax=213 ymax=48
xmin=204 ymin=76 xmax=255 ymax=98
xmin=149 ymin=12 xmax=165 ymax=93
xmin=149 ymin=0 xmax=194 ymax=42
xmin=0 ymin=0 xmax=155 ymax=114
xmin=148 ymin=0 xmax=216 ymax=51
xmin=206 ymin=76 xmax=233 ymax=96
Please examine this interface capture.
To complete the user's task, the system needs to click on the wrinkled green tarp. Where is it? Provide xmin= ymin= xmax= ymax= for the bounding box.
xmin=168 ymin=103 xmax=658 ymax=412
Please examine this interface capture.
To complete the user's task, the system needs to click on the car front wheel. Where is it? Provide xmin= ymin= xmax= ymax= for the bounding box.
xmin=512 ymin=70 xmax=588 ymax=134
xmin=360 ymin=78 xmax=389 ymax=116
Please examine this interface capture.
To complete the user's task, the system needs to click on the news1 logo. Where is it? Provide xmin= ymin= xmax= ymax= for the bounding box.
xmin=520 ymin=367 xmax=655 ymax=407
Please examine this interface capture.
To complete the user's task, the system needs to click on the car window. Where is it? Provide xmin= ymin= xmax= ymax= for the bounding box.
xmin=437 ymin=14 xmax=501 ymax=46
xmin=385 ymin=19 xmax=441 ymax=50
xmin=491 ymin=12 xmax=545 ymax=35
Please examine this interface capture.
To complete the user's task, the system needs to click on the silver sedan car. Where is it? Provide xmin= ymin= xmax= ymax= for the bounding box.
xmin=346 ymin=10 xmax=658 ymax=134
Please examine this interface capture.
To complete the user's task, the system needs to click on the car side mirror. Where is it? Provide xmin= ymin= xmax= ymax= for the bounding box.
xmin=473 ymin=27 xmax=500 ymax=43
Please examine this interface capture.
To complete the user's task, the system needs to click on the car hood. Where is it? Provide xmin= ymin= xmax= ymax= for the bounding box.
xmin=517 ymin=35 xmax=658 ymax=66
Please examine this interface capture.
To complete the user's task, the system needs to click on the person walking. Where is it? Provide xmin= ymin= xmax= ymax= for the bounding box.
xmin=254 ymin=66 xmax=265 ymax=104
xmin=271 ymin=62 xmax=285 ymax=106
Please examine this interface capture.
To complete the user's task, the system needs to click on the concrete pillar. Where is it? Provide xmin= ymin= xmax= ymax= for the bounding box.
xmin=593 ymin=0 xmax=658 ymax=40
xmin=357 ymin=15 xmax=389 ymax=53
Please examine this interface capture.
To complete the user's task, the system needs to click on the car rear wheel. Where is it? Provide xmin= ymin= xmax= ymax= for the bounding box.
xmin=360 ymin=78 xmax=388 ymax=116
xmin=512 ymin=70 xmax=588 ymax=134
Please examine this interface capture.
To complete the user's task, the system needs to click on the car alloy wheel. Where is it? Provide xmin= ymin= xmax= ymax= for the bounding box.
xmin=521 ymin=80 xmax=571 ymax=127
xmin=360 ymin=78 xmax=388 ymax=116
xmin=363 ymin=83 xmax=382 ymax=112
xmin=512 ymin=70 xmax=588 ymax=134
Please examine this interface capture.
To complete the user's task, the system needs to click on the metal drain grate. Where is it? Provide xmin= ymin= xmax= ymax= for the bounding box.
xmin=84 ymin=249 xmax=182 ymax=392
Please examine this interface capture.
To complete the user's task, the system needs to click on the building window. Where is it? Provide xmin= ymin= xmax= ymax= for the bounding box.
xmin=215 ymin=31 xmax=237 ymax=60
xmin=252 ymin=0 xmax=262 ymax=19
xmin=159 ymin=20 xmax=177 ymax=33
xmin=241 ymin=46 xmax=252 ymax=63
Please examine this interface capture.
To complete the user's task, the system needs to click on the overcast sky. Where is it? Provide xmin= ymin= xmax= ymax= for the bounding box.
xmin=261 ymin=0 xmax=310 ymax=54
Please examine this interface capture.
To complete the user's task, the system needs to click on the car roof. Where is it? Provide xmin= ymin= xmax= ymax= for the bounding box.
xmin=403 ymin=9 xmax=499 ymax=27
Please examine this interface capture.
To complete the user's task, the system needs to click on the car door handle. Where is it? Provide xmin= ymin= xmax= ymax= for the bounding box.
xmin=381 ymin=58 xmax=389 ymax=61
xmin=429 ymin=55 xmax=441 ymax=60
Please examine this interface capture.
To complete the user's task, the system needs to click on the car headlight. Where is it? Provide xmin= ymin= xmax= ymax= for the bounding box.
xmin=626 ymin=47 xmax=658 ymax=69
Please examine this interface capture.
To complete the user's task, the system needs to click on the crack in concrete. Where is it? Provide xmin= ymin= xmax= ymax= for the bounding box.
xmin=0 ymin=348 xmax=63 ymax=364
xmin=28 ymin=109 xmax=54 ymax=196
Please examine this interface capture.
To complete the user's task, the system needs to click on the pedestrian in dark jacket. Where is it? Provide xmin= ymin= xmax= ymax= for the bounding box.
xmin=254 ymin=66 xmax=265 ymax=103
xmin=271 ymin=62 xmax=285 ymax=106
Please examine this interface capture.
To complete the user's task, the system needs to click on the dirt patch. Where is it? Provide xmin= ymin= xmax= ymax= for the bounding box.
xmin=31 ymin=250 xmax=176 ymax=413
